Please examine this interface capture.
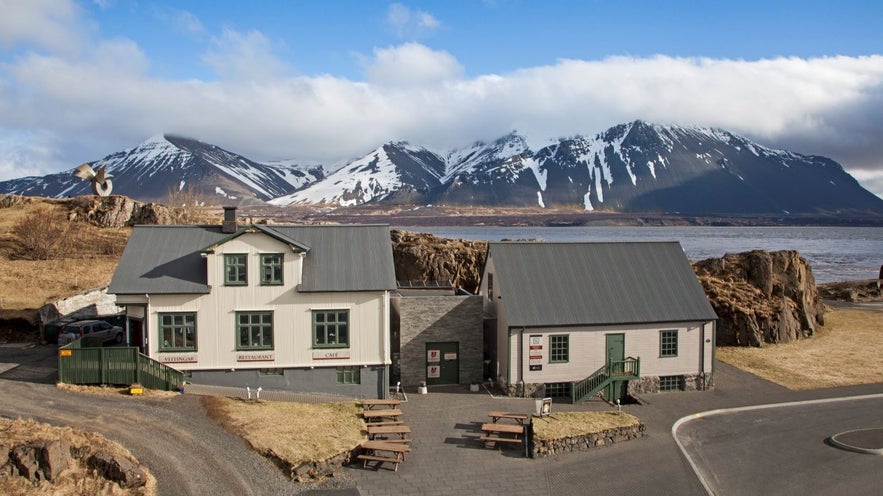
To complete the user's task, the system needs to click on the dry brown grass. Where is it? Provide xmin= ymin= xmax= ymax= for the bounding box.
xmin=716 ymin=306 xmax=883 ymax=390
xmin=203 ymin=396 xmax=366 ymax=467
xmin=0 ymin=417 xmax=157 ymax=496
xmin=532 ymin=411 xmax=641 ymax=442
xmin=56 ymin=383 xmax=180 ymax=399
xmin=0 ymin=200 xmax=129 ymax=311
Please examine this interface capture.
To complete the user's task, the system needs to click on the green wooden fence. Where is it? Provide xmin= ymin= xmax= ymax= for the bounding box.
xmin=58 ymin=340 xmax=183 ymax=391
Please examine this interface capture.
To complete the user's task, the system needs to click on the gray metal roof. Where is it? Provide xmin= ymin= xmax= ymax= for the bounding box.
xmin=488 ymin=241 xmax=717 ymax=328
xmin=108 ymin=224 xmax=396 ymax=295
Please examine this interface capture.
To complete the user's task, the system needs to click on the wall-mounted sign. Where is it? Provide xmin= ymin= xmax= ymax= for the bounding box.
xmin=444 ymin=352 xmax=457 ymax=360
xmin=427 ymin=349 xmax=440 ymax=363
xmin=59 ymin=349 xmax=72 ymax=357
xmin=312 ymin=350 xmax=351 ymax=360
xmin=529 ymin=334 xmax=544 ymax=367
xmin=159 ymin=353 xmax=197 ymax=363
xmin=236 ymin=352 xmax=275 ymax=362
xmin=427 ymin=365 xmax=440 ymax=378
xmin=529 ymin=365 xmax=543 ymax=371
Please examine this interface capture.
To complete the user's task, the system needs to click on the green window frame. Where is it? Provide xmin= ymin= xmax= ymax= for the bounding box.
xmin=158 ymin=313 xmax=196 ymax=352
xmin=224 ymin=254 xmax=248 ymax=286
xmin=549 ymin=334 xmax=569 ymax=363
xmin=336 ymin=366 xmax=360 ymax=384
xmin=659 ymin=375 xmax=682 ymax=391
xmin=312 ymin=310 xmax=349 ymax=348
xmin=260 ymin=253 xmax=283 ymax=285
xmin=660 ymin=330 xmax=678 ymax=357
xmin=236 ymin=311 xmax=273 ymax=350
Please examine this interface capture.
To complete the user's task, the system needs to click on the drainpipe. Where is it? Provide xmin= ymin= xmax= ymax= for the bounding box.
xmin=519 ymin=327 xmax=525 ymax=397
xmin=699 ymin=322 xmax=705 ymax=388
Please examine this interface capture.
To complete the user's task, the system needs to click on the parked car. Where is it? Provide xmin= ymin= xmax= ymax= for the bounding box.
xmin=57 ymin=320 xmax=124 ymax=346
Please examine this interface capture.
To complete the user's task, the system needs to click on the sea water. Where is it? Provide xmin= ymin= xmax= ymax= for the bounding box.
xmin=405 ymin=226 xmax=883 ymax=284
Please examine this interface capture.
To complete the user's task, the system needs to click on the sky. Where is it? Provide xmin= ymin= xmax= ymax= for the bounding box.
xmin=1 ymin=0 xmax=883 ymax=197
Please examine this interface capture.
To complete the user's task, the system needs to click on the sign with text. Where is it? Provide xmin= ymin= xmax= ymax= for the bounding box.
xmin=529 ymin=334 xmax=544 ymax=367
xmin=312 ymin=349 xmax=351 ymax=360
xmin=159 ymin=353 xmax=197 ymax=363
xmin=236 ymin=352 xmax=274 ymax=362
xmin=444 ymin=352 xmax=457 ymax=360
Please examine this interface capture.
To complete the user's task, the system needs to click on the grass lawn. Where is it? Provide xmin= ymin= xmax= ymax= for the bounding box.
xmin=716 ymin=306 xmax=883 ymax=390
xmin=532 ymin=411 xmax=641 ymax=441
xmin=203 ymin=396 xmax=366 ymax=468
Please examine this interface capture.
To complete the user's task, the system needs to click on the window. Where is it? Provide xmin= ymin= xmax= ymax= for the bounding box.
xmin=660 ymin=330 xmax=678 ymax=357
xmin=545 ymin=382 xmax=570 ymax=399
xmin=313 ymin=310 xmax=349 ymax=348
xmin=549 ymin=334 xmax=569 ymax=363
xmin=260 ymin=253 xmax=283 ymax=285
xmin=259 ymin=368 xmax=283 ymax=375
xmin=236 ymin=311 xmax=273 ymax=350
xmin=224 ymin=254 xmax=247 ymax=285
xmin=659 ymin=375 xmax=682 ymax=391
xmin=336 ymin=366 xmax=360 ymax=384
xmin=159 ymin=313 xmax=196 ymax=351
xmin=487 ymin=273 xmax=494 ymax=299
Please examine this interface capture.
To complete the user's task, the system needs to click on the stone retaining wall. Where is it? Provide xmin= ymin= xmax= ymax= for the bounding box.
xmin=531 ymin=423 xmax=645 ymax=458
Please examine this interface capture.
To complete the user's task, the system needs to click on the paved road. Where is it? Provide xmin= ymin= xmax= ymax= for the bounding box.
xmin=2 ymin=342 xmax=882 ymax=495
xmin=676 ymin=396 xmax=883 ymax=495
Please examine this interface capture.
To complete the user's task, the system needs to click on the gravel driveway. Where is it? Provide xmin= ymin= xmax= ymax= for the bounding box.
xmin=0 ymin=343 xmax=311 ymax=496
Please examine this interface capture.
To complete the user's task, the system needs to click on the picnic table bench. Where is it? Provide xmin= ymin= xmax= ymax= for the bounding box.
xmin=365 ymin=420 xmax=405 ymax=427
xmin=360 ymin=398 xmax=402 ymax=410
xmin=357 ymin=440 xmax=412 ymax=471
xmin=367 ymin=425 xmax=411 ymax=440
xmin=479 ymin=422 xmax=525 ymax=445
xmin=361 ymin=408 xmax=403 ymax=421
xmin=488 ymin=411 xmax=529 ymax=424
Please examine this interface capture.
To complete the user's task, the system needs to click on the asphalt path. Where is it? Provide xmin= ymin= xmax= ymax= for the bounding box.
xmin=675 ymin=395 xmax=883 ymax=495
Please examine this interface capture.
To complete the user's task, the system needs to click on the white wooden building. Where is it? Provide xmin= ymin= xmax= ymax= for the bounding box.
xmin=108 ymin=208 xmax=397 ymax=397
xmin=480 ymin=241 xmax=717 ymax=401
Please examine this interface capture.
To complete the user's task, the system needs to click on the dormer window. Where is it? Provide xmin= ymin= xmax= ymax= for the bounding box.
xmin=224 ymin=254 xmax=248 ymax=286
xmin=260 ymin=253 xmax=283 ymax=285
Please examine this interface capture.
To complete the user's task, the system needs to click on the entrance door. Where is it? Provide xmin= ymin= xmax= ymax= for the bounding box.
xmin=426 ymin=342 xmax=459 ymax=386
xmin=605 ymin=334 xmax=626 ymax=402
xmin=128 ymin=318 xmax=144 ymax=353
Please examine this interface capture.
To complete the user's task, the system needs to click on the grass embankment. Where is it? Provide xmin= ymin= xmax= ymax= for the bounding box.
xmin=203 ymin=397 xmax=366 ymax=467
xmin=532 ymin=411 xmax=641 ymax=442
xmin=716 ymin=306 xmax=883 ymax=390
xmin=0 ymin=418 xmax=157 ymax=496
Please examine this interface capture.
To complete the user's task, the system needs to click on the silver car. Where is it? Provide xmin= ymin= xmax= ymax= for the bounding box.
xmin=57 ymin=320 xmax=124 ymax=346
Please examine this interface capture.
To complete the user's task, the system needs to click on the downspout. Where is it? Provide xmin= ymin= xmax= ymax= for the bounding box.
xmin=144 ymin=295 xmax=150 ymax=357
xmin=699 ymin=322 xmax=705 ymax=388
xmin=519 ymin=327 xmax=525 ymax=397
xmin=506 ymin=328 xmax=512 ymax=392
xmin=710 ymin=320 xmax=716 ymax=387
xmin=382 ymin=290 xmax=391 ymax=398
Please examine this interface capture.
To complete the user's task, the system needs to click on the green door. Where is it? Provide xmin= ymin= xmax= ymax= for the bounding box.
xmin=426 ymin=342 xmax=459 ymax=386
xmin=605 ymin=334 xmax=626 ymax=402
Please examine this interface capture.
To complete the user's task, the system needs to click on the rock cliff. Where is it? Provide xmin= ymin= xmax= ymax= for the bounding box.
xmin=390 ymin=230 xmax=487 ymax=293
xmin=693 ymin=250 xmax=825 ymax=346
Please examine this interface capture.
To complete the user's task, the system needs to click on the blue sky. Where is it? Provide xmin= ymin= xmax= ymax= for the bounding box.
xmin=2 ymin=0 xmax=883 ymax=197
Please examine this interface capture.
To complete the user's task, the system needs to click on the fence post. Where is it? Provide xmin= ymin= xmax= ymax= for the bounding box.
xmin=135 ymin=352 xmax=141 ymax=385
xmin=100 ymin=348 xmax=107 ymax=385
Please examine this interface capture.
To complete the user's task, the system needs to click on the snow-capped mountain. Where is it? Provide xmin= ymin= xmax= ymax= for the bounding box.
xmin=0 ymin=135 xmax=324 ymax=203
xmin=283 ymin=121 xmax=883 ymax=215
xmin=270 ymin=141 xmax=445 ymax=206
xmin=2 ymin=123 xmax=881 ymax=216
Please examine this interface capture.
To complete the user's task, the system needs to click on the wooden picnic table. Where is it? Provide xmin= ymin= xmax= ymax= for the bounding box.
xmin=479 ymin=422 xmax=525 ymax=446
xmin=361 ymin=408 xmax=403 ymax=420
xmin=360 ymin=398 xmax=402 ymax=410
xmin=488 ymin=410 xmax=529 ymax=424
xmin=357 ymin=440 xmax=412 ymax=471
xmin=367 ymin=425 xmax=411 ymax=440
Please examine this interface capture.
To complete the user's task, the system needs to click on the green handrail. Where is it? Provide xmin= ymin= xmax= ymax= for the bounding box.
xmin=571 ymin=357 xmax=641 ymax=404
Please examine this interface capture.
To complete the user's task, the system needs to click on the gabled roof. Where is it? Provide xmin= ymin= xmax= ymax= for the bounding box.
xmin=488 ymin=241 xmax=717 ymax=328
xmin=108 ymin=224 xmax=397 ymax=295
xmin=201 ymin=224 xmax=311 ymax=253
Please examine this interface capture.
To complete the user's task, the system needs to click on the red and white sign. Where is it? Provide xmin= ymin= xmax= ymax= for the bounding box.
xmin=427 ymin=365 xmax=440 ymax=378
xmin=444 ymin=352 xmax=457 ymax=360
xmin=427 ymin=349 xmax=440 ymax=363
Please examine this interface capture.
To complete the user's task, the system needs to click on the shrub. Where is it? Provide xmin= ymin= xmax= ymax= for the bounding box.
xmin=12 ymin=207 xmax=71 ymax=260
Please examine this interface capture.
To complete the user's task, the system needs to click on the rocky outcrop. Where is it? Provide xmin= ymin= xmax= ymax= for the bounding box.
xmin=532 ymin=423 xmax=645 ymax=458
xmin=1 ymin=440 xmax=146 ymax=488
xmin=693 ymin=250 xmax=825 ymax=346
xmin=65 ymin=195 xmax=174 ymax=227
xmin=38 ymin=286 xmax=123 ymax=325
xmin=391 ymin=230 xmax=487 ymax=293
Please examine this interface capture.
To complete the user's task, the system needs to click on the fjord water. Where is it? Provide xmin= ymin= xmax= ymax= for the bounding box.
xmin=409 ymin=226 xmax=883 ymax=284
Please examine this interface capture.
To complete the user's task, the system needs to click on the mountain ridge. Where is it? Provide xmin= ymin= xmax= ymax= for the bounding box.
xmin=2 ymin=121 xmax=881 ymax=216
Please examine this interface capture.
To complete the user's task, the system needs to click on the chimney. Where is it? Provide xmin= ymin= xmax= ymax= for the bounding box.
xmin=222 ymin=206 xmax=238 ymax=233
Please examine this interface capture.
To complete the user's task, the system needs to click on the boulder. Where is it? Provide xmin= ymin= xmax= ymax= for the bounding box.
xmin=66 ymin=195 xmax=174 ymax=227
xmin=39 ymin=286 xmax=123 ymax=325
xmin=87 ymin=450 xmax=147 ymax=489
xmin=7 ymin=440 xmax=71 ymax=482
xmin=693 ymin=250 xmax=825 ymax=346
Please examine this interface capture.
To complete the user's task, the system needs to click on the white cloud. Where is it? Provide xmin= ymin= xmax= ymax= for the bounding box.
xmin=202 ymin=28 xmax=292 ymax=81
xmin=386 ymin=3 xmax=441 ymax=39
xmin=365 ymin=43 xmax=463 ymax=86
xmin=0 ymin=0 xmax=89 ymax=55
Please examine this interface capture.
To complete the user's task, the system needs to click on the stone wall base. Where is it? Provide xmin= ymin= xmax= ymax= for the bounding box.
xmin=628 ymin=373 xmax=713 ymax=395
xmin=532 ymin=424 xmax=645 ymax=458
xmin=290 ymin=450 xmax=354 ymax=482
xmin=504 ymin=382 xmax=545 ymax=398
